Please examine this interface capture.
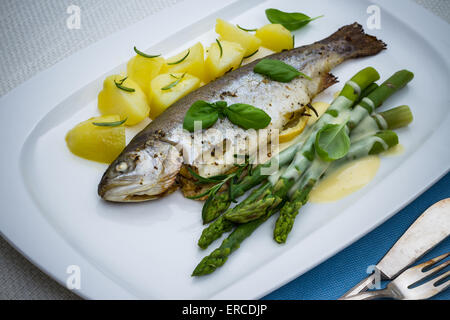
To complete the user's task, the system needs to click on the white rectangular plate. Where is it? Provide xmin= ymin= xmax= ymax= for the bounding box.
xmin=0 ymin=0 xmax=449 ymax=299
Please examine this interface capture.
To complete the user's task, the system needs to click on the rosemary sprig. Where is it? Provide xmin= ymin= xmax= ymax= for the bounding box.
xmin=134 ymin=46 xmax=161 ymax=58
xmin=237 ymin=25 xmax=257 ymax=32
xmin=161 ymin=73 xmax=186 ymax=90
xmin=216 ymin=39 xmax=223 ymax=58
xmin=243 ymin=49 xmax=259 ymax=59
xmin=114 ymin=77 xmax=135 ymax=92
xmin=167 ymin=49 xmax=190 ymax=65
xmin=92 ymin=118 xmax=127 ymax=127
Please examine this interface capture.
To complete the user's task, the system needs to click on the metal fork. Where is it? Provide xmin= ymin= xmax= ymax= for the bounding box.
xmin=342 ymin=252 xmax=450 ymax=300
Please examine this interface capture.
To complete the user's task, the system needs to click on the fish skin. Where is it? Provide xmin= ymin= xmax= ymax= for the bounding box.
xmin=98 ymin=23 xmax=386 ymax=202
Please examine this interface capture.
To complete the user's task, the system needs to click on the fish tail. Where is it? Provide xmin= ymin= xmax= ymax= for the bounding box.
xmin=320 ymin=22 xmax=387 ymax=58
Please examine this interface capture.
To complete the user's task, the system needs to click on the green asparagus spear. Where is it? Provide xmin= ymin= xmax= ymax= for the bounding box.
xmin=193 ymin=104 xmax=413 ymax=275
xmin=224 ymin=70 xmax=413 ymax=224
xmin=274 ymin=130 xmax=399 ymax=243
xmin=201 ymin=75 xmax=382 ymax=223
xmin=224 ymin=68 xmax=381 ymax=223
xmin=273 ymin=105 xmax=411 ymax=243
xmin=193 ymin=204 xmax=282 ymax=276
xmin=274 ymin=106 xmax=412 ymax=243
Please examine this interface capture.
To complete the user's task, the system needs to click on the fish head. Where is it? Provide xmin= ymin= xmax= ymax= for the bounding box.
xmin=98 ymin=139 xmax=183 ymax=202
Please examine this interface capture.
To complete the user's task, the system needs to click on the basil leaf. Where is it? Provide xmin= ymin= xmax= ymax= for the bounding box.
xmin=183 ymin=100 xmax=219 ymax=132
xmin=265 ymin=8 xmax=323 ymax=31
xmin=225 ymin=104 xmax=271 ymax=130
xmin=315 ymin=123 xmax=350 ymax=161
xmin=212 ymin=101 xmax=228 ymax=118
xmin=254 ymin=59 xmax=311 ymax=83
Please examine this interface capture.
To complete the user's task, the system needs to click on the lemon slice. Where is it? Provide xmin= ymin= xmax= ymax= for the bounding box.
xmin=279 ymin=115 xmax=309 ymax=143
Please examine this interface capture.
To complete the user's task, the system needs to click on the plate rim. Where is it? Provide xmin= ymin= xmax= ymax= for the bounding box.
xmin=0 ymin=0 xmax=449 ymax=300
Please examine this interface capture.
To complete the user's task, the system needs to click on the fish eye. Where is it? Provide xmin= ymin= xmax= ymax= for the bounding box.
xmin=115 ymin=162 xmax=128 ymax=172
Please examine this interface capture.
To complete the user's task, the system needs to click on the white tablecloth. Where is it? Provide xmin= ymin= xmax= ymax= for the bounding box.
xmin=0 ymin=0 xmax=448 ymax=300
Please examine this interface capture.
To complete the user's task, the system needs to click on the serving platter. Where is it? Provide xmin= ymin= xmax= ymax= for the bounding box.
xmin=0 ymin=0 xmax=449 ymax=299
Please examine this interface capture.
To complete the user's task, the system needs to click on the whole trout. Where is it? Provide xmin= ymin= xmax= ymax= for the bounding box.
xmin=98 ymin=23 xmax=386 ymax=202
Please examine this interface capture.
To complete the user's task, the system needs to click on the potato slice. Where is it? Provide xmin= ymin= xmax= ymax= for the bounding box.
xmin=162 ymin=42 xmax=207 ymax=83
xmin=127 ymin=55 xmax=164 ymax=100
xmin=149 ymin=72 xmax=201 ymax=119
xmin=98 ymin=75 xmax=149 ymax=126
xmin=255 ymin=24 xmax=294 ymax=52
xmin=66 ymin=115 xmax=125 ymax=164
xmin=215 ymin=19 xmax=261 ymax=56
xmin=205 ymin=40 xmax=245 ymax=81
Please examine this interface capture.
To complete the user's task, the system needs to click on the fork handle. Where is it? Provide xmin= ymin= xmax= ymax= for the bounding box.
xmin=341 ymin=288 xmax=393 ymax=300
xmin=339 ymin=273 xmax=378 ymax=299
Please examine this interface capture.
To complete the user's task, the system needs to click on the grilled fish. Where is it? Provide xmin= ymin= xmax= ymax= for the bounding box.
xmin=98 ymin=23 xmax=386 ymax=202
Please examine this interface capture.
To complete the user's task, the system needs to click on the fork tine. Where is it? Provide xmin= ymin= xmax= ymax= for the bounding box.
xmin=410 ymin=270 xmax=450 ymax=300
xmin=418 ymin=252 xmax=450 ymax=271
xmin=421 ymin=260 xmax=450 ymax=278
xmin=394 ymin=252 xmax=450 ymax=284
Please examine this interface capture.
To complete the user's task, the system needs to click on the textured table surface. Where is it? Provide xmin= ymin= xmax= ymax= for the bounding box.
xmin=0 ymin=0 xmax=448 ymax=300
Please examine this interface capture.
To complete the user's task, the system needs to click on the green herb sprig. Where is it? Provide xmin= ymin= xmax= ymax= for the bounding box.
xmin=187 ymin=155 xmax=250 ymax=212
xmin=161 ymin=73 xmax=186 ymax=90
xmin=253 ymin=59 xmax=311 ymax=83
xmin=183 ymin=100 xmax=271 ymax=132
xmin=167 ymin=49 xmax=190 ymax=65
xmin=265 ymin=8 xmax=323 ymax=31
xmin=114 ymin=77 xmax=135 ymax=92
xmin=134 ymin=46 xmax=161 ymax=58
xmin=237 ymin=25 xmax=257 ymax=32
xmin=216 ymin=39 xmax=223 ymax=58
xmin=92 ymin=118 xmax=128 ymax=127
xmin=244 ymin=49 xmax=259 ymax=59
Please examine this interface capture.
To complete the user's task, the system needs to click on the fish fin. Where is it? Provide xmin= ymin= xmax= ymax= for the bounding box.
xmin=320 ymin=73 xmax=339 ymax=92
xmin=321 ymin=22 xmax=387 ymax=58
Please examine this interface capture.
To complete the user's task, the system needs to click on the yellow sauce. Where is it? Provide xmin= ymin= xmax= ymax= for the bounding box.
xmin=309 ymin=156 xmax=380 ymax=203
xmin=382 ymin=144 xmax=404 ymax=157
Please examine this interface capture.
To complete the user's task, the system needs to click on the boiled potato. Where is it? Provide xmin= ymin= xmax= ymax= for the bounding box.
xmin=162 ymin=42 xmax=207 ymax=83
xmin=205 ymin=40 xmax=245 ymax=81
xmin=66 ymin=115 xmax=125 ymax=164
xmin=241 ymin=46 xmax=275 ymax=65
xmin=215 ymin=19 xmax=261 ymax=56
xmin=98 ymin=75 xmax=149 ymax=126
xmin=255 ymin=24 xmax=294 ymax=52
xmin=127 ymin=55 xmax=164 ymax=100
xmin=149 ymin=73 xmax=201 ymax=119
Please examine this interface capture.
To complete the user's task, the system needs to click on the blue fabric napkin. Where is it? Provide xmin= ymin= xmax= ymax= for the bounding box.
xmin=263 ymin=172 xmax=450 ymax=300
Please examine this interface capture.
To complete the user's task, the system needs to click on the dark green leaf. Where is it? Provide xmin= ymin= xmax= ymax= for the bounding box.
xmin=315 ymin=123 xmax=350 ymax=161
xmin=183 ymin=100 xmax=219 ymax=132
xmin=265 ymin=8 xmax=323 ymax=31
xmin=254 ymin=59 xmax=311 ymax=82
xmin=225 ymin=103 xmax=271 ymax=130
